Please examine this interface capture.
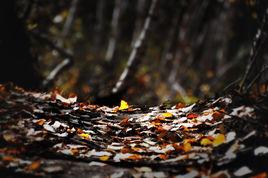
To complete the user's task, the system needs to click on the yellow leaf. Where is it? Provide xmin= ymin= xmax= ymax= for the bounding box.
xmin=213 ymin=134 xmax=225 ymax=147
xmin=200 ymin=138 xmax=213 ymax=146
xmin=183 ymin=142 xmax=192 ymax=152
xmin=119 ymin=100 xmax=129 ymax=110
xmin=162 ymin=112 xmax=173 ymax=118
xmin=78 ymin=133 xmax=91 ymax=140
xmin=99 ymin=155 xmax=110 ymax=161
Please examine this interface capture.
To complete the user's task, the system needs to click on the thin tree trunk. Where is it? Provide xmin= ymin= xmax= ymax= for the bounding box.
xmin=57 ymin=0 xmax=79 ymax=47
xmin=131 ymin=0 xmax=146 ymax=47
xmin=105 ymin=0 xmax=121 ymax=62
xmin=112 ymin=0 xmax=158 ymax=94
xmin=41 ymin=0 xmax=78 ymax=88
xmin=93 ymin=0 xmax=105 ymax=53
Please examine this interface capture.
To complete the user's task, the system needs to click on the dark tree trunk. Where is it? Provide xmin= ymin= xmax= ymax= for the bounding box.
xmin=0 ymin=0 xmax=41 ymax=89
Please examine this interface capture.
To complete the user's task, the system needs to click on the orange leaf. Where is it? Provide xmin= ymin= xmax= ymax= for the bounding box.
xmin=26 ymin=160 xmax=41 ymax=171
xmin=159 ymin=154 xmax=168 ymax=160
xmin=121 ymin=147 xmax=132 ymax=154
xmin=251 ymin=172 xmax=268 ymax=178
xmin=76 ymin=128 xmax=84 ymax=134
xmin=212 ymin=111 xmax=224 ymax=120
xmin=35 ymin=119 xmax=46 ymax=126
xmin=175 ymin=103 xmax=186 ymax=109
xmin=172 ymin=143 xmax=182 ymax=151
xmin=128 ymin=154 xmax=142 ymax=160
xmin=2 ymin=156 xmax=15 ymax=162
xmin=71 ymin=148 xmax=79 ymax=155
xmin=119 ymin=118 xmax=129 ymax=126
xmin=187 ymin=113 xmax=198 ymax=119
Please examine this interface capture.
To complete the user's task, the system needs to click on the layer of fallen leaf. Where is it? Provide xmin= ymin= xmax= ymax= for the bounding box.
xmin=0 ymin=84 xmax=268 ymax=178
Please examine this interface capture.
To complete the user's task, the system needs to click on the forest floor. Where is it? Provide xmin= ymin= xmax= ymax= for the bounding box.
xmin=0 ymin=84 xmax=268 ymax=178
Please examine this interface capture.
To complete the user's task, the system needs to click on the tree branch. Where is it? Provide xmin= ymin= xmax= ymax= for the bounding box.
xmin=105 ymin=0 xmax=121 ymax=62
xmin=245 ymin=65 xmax=268 ymax=92
xmin=30 ymin=31 xmax=74 ymax=88
xmin=31 ymin=31 xmax=74 ymax=59
xmin=112 ymin=0 xmax=158 ymax=94
xmin=42 ymin=58 xmax=73 ymax=88
xmin=239 ymin=8 xmax=268 ymax=92
xmin=57 ymin=0 xmax=79 ymax=47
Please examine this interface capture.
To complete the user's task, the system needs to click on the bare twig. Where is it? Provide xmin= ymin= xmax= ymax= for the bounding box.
xmin=105 ymin=0 xmax=122 ymax=62
xmin=212 ymin=47 xmax=248 ymax=88
xmin=30 ymin=31 xmax=74 ymax=88
xmin=159 ymin=2 xmax=185 ymax=72
xmin=239 ymin=8 xmax=268 ymax=92
xmin=216 ymin=48 xmax=247 ymax=79
xmin=245 ymin=65 xmax=268 ymax=92
xmin=131 ymin=0 xmax=146 ymax=47
xmin=41 ymin=0 xmax=78 ymax=88
xmin=222 ymin=78 xmax=241 ymax=93
xmin=58 ymin=0 xmax=79 ymax=47
xmin=112 ymin=0 xmax=158 ymax=94
xmin=168 ymin=58 xmax=189 ymax=103
xmin=172 ymin=82 xmax=190 ymax=103
xmin=93 ymin=0 xmax=105 ymax=51
xmin=31 ymin=31 xmax=73 ymax=59
xmin=42 ymin=58 xmax=73 ymax=87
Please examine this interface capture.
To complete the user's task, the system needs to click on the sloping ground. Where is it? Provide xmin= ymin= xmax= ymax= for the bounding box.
xmin=0 ymin=84 xmax=268 ymax=178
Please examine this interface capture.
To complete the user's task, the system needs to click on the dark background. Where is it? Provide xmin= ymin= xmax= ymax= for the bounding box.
xmin=0 ymin=0 xmax=268 ymax=106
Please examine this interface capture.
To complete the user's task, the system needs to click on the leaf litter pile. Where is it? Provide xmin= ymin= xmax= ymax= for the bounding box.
xmin=0 ymin=84 xmax=268 ymax=177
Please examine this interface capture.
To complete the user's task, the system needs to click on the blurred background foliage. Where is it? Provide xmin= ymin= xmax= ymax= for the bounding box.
xmin=13 ymin=0 xmax=268 ymax=105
